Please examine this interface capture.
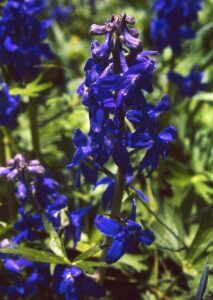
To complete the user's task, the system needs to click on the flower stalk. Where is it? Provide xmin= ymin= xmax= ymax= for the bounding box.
xmin=0 ymin=129 xmax=6 ymax=166
xmin=28 ymin=98 xmax=40 ymax=157
xmin=98 ymin=26 xmax=126 ymax=284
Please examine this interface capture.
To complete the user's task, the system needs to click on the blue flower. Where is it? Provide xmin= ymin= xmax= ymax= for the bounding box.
xmin=67 ymin=129 xmax=98 ymax=186
xmin=0 ymin=0 xmax=53 ymax=80
xmin=151 ymin=0 xmax=203 ymax=53
xmin=168 ymin=68 xmax=207 ymax=97
xmin=66 ymin=206 xmax=91 ymax=248
xmin=54 ymin=266 xmax=106 ymax=300
xmin=138 ymin=125 xmax=177 ymax=176
xmin=126 ymin=94 xmax=170 ymax=132
xmin=0 ymin=83 xmax=20 ymax=129
xmin=95 ymin=201 xmax=155 ymax=263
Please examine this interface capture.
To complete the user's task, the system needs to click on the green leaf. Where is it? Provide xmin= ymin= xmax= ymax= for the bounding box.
xmin=74 ymin=260 xmax=108 ymax=274
xmin=0 ymin=246 xmax=71 ymax=265
xmin=73 ymin=244 xmax=101 ymax=262
xmin=187 ymin=210 xmax=213 ymax=263
xmin=195 ymin=261 xmax=209 ymax=300
xmin=193 ymin=92 xmax=213 ymax=102
xmin=10 ymin=74 xmax=52 ymax=98
xmin=41 ymin=214 xmax=68 ymax=260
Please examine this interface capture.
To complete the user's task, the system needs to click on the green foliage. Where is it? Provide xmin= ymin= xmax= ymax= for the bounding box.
xmin=0 ymin=244 xmax=70 ymax=265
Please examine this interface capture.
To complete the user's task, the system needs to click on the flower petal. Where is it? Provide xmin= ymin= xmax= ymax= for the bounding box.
xmin=106 ymin=238 xmax=126 ymax=263
xmin=140 ymin=230 xmax=155 ymax=246
xmin=94 ymin=215 xmax=122 ymax=237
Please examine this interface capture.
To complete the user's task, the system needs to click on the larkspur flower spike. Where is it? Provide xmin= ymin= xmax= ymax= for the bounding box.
xmin=68 ymin=13 xmax=176 ymax=188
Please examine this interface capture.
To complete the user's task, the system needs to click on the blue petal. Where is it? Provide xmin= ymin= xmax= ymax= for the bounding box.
xmin=130 ymin=186 xmax=149 ymax=203
xmin=94 ymin=215 xmax=122 ymax=237
xmin=154 ymin=94 xmax=170 ymax=115
xmin=73 ymin=129 xmax=89 ymax=148
xmin=158 ymin=125 xmax=177 ymax=142
xmin=17 ymin=182 xmax=27 ymax=201
xmin=94 ymin=176 xmax=114 ymax=188
xmin=106 ymin=238 xmax=126 ymax=263
xmin=90 ymin=106 xmax=104 ymax=133
xmin=140 ymin=230 xmax=155 ymax=246
xmin=70 ymin=267 xmax=82 ymax=277
xmin=127 ymin=132 xmax=154 ymax=148
xmin=126 ymin=110 xmax=143 ymax=125
xmin=4 ymin=36 xmax=17 ymax=52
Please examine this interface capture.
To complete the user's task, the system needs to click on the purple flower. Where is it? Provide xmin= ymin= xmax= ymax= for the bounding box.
xmin=95 ymin=201 xmax=155 ymax=263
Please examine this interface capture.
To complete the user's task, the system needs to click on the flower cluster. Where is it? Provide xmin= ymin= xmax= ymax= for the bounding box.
xmin=0 ymin=0 xmax=53 ymax=80
xmin=0 ymin=83 xmax=20 ymax=129
xmin=68 ymin=13 xmax=177 ymax=187
xmin=168 ymin=68 xmax=207 ymax=97
xmin=151 ymin=0 xmax=203 ymax=53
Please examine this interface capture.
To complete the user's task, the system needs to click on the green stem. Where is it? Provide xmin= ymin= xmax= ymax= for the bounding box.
xmin=28 ymin=98 xmax=40 ymax=157
xmin=0 ymin=128 xmax=16 ymax=221
xmin=0 ymin=128 xmax=6 ymax=166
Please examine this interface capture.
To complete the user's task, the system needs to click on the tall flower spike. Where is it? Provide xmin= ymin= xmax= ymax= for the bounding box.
xmin=68 ymin=13 xmax=176 ymax=188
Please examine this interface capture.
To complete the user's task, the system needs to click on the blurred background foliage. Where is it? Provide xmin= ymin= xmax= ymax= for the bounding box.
xmin=0 ymin=0 xmax=212 ymax=299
